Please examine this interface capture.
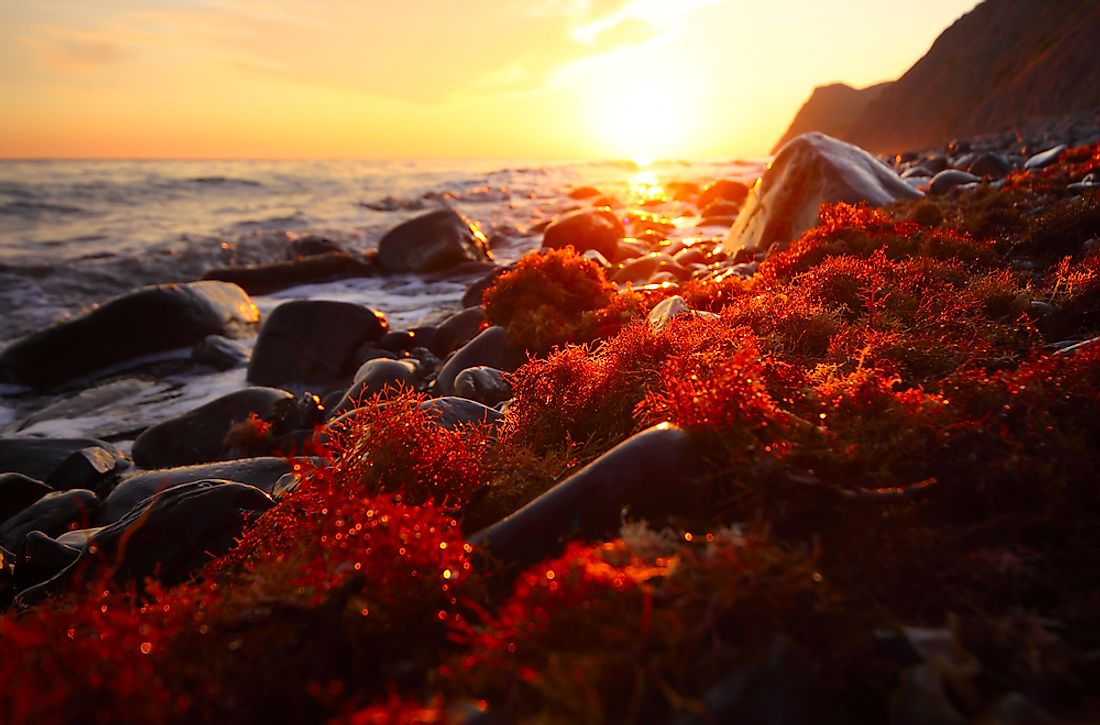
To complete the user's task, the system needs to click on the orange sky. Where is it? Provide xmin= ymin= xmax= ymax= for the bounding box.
xmin=0 ymin=0 xmax=978 ymax=160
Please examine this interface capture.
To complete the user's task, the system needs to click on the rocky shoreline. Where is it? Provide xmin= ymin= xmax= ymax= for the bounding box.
xmin=2 ymin=127 xmax=1099 ymax=723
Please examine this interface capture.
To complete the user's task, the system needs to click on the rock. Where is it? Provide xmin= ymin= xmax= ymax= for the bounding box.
xmin=462 ymin=267 xmax=508 ymax=308
xmin=247 ymin=300 xmax=389 ymax=389
xmin=581 ymin=250 xmax=613 ymax=269
xmin=18 ymin=480 xmax=274 ymax=602
xmin=0 ymin=437 xmax=126 ymax=483
xmin=328 ymin=359 xmax=420 ymax=418
xmin=611 ymin=253 xmax=688 ymax=284
xmin=202 ymin=252 xmax=376 ymax=295
xmin=287 ymin=234 xmax=344 ymax=258
xmin=928 ymin=169 xmax=982 ymax=195
xmin=648 ymin=296 xmax=691 ymax=331
xmin=1025 ymin=144 xmax=1068 ymax=170
xmin=0 ymin=281 xmax=259 ymax=389
xmin=698 ymin=179 xmax=749 ymax=209
xmin=901 ymin=166 xmax=933 ymax=179
xmin=376 ymin=208 xmax=493 ymax=274
xmin=542 ymin=209 xmax=625 ymax=261
xmin=45 ymin=446 xmax=125 ymax=493
xmin=701 ymin=200 xmax=742 ymax=219
xmin=0 ymin=474 xmax=54 ymax=524
xmin=432 ymin=307 xmax=487 ymax=356
xmin=568 ymin=186 xmax=601 ymax=199
xmin=435 ymin=326 xmax=524 ymax=396
xmin=376 ymin=331 xmax=417 ymax=352
xmin=724 ymin=133 xmax=921 ymax=255
xmin=12 ymin=531 xmax=82 ymax=593
xmin=0 ymin=489 xmax=98 ymax=551
xmin=966 ymin=152 xmax=1013 ymax=178
xmin=469 ymin=424 xmax=704 ymax=566
xmin=99 ymin=457 xmax=295 ymax=525
xmin=452 ymin=366 xmax=512 ymax=407
xmin=192 ymin=334 xmax=250 ymax=370
xmin=131 ymin=387 xmax=295 ymax=469
xmin=419 ymin=397 xmax=504 ymax=430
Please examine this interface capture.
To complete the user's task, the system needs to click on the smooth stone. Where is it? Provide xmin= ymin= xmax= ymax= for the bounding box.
xmin=648 ymin=295 xmax=691 ymax=331
xmin=0 ymin=281 xmax=259 ymax=389
xmin=203 ymin=251 xmax=375 ymax=295
xmin=461 ymin=267 xmax=508 ymax=309
xmin=542 ymin=209 xmax=625 ymax=261
xmin=0 ymin=437 xmax=126 ymax=483
xmin=432 ymin=306 xmax=487 ymax=356
xmin=469 ymin=424 xmax=705 ymax=566
xmin=45 ymin=446 xmax=125 ymax=493
xmin=132 ymin=387 xmax=295 ymax=469
xmin=419 ymin=397 xmax=504 ymax=430
xmin=56 ymin=527 xmax=103 ymax=548
xmin=19 ymin=480 xmax=274 ymax=603
xmin=247 ymin=300 xmax=389 ymax=389
xmin=15 ymin=379 xmax=155 ymax=432
xmin=580 ymin=249 xmax=613 ymax=269
xmin=435 ymin=326 xmax=524 ymax=396
xmin=612 ymin=253 xmax=688 ymax=284
xmin=376 ymin=331 xmax=417 ymax=352
xmin=966 ymin=152 xmax=1013 ymax=178
xmin=329 ymin=359 xmax=420 ymax=418
xmin=697 ymin=179 xmax=749 ymax=209
xmin=928 ymin=169 xmax=982 ymax=195
xmin=287 ymin=234 xmax=344 ymax=258
xmin=191 ymin=334 xmax=249 ymax=370
xmin=1024 ymin=144 xmax=1068 ymax=170
xmin=900 ymin=166 xmax=933 ymax=179
xmin=452 ymin=366 xmax=512 ymax=407
xmin=0 ymin=474 xmax=54 ymax=524
xmin=568 ymin=186 xmax=601 ymax=199
xmin=99 ymin=457 xmax=294 ymax=525
xmin=377 ymin=208 xmax=494 ymax=274
xmin=0 ymin=489 xmax=98 ymax=551
xmin=13 ymin=531 xmax=81 ymax=593
xmin=701 ymin=200 xmax=742 ymax=219
xmin=673 ymin=247 xmax=707 ymax=266
xmin=724 ymin=132 xmax=921 ymax=255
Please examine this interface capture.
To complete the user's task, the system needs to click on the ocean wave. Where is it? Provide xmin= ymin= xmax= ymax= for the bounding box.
xmin=183 ymin=176 xmax=264 ymax=188
xmin=0 ymin=200 xmax=89 ymax=218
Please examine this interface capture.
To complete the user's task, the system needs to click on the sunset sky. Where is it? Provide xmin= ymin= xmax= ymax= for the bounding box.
xmin=1 ymin=0 xmax=978 ymax=160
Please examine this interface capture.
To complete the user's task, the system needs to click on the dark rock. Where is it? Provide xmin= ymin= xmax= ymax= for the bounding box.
xmin=132 ymin=387 xmax=295 ymax=469
xmin=329 ymin=359 xmax=419 ymax=418
xmin=924 ymin=155 xmax=949 ymax=174
xmin=432 ymin=307 xmax=488 ymax=356
xmin=19 ymin=480 xmax=274 ymax=603
xmin=0 ymin=281 xmax=259 ymax=389
xmin=0 ymin=489 xmax=98 ymax=551
xmin=45 ymin=446 xmax=125 ymax=493
xmin=724 ymin=133 xmax=921 ymax=255
xmin=542 ymin=209 xmax=625 ymax=261
xmin=376 ymin=208 xmax=493 ymax=274
xmin=462 ymin=267 xmax=508 ymax=308
xmin=191 ymin=334 xmax=249 ymax=370
xmin=452 ymin=366 xmax=512 ymax=407
xmin=435 ymin=326 xmax=524 ymax=396
xmin=697 ymin=179 xmax=749 ymax=209
xmin=419 ymin=397 xmax=504 ymax=430
xmin=469 ymin=424 xmax=704 ymax=566
xmin=247 ymin=300 xmax=389 ymax=389
xmin=288 ymin=234 xmax=344 ymax=258
xmin=99 ymin=457 xmax=294 ymax=525
xmin=0 ymin=437 xmax=125 ymax=483
xmin=1025 ymin=144 xmax=1068 ymax=170
xmin=966 ymin=151 xmax=1013 ymax=178
xmin=376 ymin=331 xmax=417 ymax=352
xmin=928 ymin=169 xmax=982 ymax=195
xmin=0 ymin=474 xmax=54 ymax=524
xmin=673 ymin=247 xmax=707 ymax=266
xmin=701 ymin=200 xmax=741 ymax=219
xmin=900 ymin=166 xmax=933 ymax=179
xmin=611 ymin=253 xmax=688 ymax=284
xmin=13 ymin=531 xmax=81 ymax=593
xmin=203 ymin=251 xmax=376 ymax=295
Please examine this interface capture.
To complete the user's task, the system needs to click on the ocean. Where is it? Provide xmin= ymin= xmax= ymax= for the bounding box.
xmin=0 ymin=157 xmax=764 ymax=445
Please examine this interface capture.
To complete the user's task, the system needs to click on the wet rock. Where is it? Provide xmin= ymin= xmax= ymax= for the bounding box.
xmin=581 ymin=249 xmax=613 ymax=269
xmin=453 ymin=366 xmax=512 ymax=407
xmin=0 ymin=489 xmax=98 ymax=551
xmin=247 ymin=300 xmax=389 ymax=389
xmin=0 ymin=437 xmax=126 ymax=482
xmin=568 ymin=186 xmax=601 ymax=199
xmin=542 ymin=209 xmax=625 ymax=260
xmin=377 ymin=208 xmax=493 ymax=274
xmin=701 ymin=200 xmax=742 ymax=219
xmin=19 ymin=480 xmax=274 ymax=602
xmin=724 ymin=133 xmax=921 ymax=255
xmin=698 ymin=179 xmax=749 ymax=209
xmin=203 ymin=251 xmax=376 ymax=295
xmin=673 ymin=247 xmax=707 ymax=266
xmin=1024 ymin=144 xmax=1068 ymax=170
xmin=928 ymin=169 xmax=982 ymax=195
xmin=329 ymin=359 xmax=420 ymax=418
xmin=432 ymin=307 xmax=487 ymax=356
xmin=420 ymin=397 xmax=504 ymax=430
xmin=462 ymin=267 xmax=508 ymax=308
xmin=435 ymin=326 xmax=524 ymax=396
xmin=648 ymin=295 xmax=691 ymax=331
xmin=470 ymin=424 xmax=704 ymax=566
xmin=901 ymin=166 xmax=933 ymax=179
xmin=132 ymin=387 xmax=295 ymax=469
xmin=0 ymin=473 xmax=54 ymax=524
xmin=0 ymin=281 xmax=259 ymax=389
xmin=376 ymin=330 xmax=417 ymax=352
xmin=612 ymin=253 xmax=688 ymax=284
xmin=967 ymin=151 xmax=1013 ymax=178
xmin=45 ymin=445 xmax=125 ymax=493
xmin=99 ymin=457 xmax=294 ymax=525
xmin=13 ymin=531 xmax=81 ymax=593
xmin=287 ymin=234 xmax=344 ymax=258
xmin=192 ymin=334 xmax=249 ymax=370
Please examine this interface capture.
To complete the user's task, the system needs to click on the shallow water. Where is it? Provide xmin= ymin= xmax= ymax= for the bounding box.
xmin=0 ymin=157 xmax=764 ymax=445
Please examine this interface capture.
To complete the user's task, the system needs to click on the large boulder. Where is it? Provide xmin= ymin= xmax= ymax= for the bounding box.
xmin=247 ymin=300 xmax=389 ymax=389
xmin=0 ymin=489 xmax=98 ymax=551
xmin=376 ymin=208 xmax=493 ymax=274
xmin=0 ymin=281 xmax=259 ymax=389
xmin=723 ymin=132 xmax=922 ymax=255
xmin=542 ymin=209 xmax=625 ymax=261
xmin=0 ymin=437 xmax=126 ymax=483
xmin=131 ymin=387 xmax=296 ymax=469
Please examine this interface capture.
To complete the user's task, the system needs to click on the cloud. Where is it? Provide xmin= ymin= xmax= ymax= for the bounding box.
xmin=25 ymin=32 xmax=126 ymax=74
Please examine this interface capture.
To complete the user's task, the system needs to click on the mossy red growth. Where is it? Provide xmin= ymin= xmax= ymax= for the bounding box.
xmin=482 ymin=247 xmax=643 ymax=354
